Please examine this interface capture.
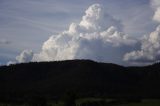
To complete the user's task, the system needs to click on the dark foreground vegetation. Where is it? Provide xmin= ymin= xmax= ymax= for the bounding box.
xmin=0 ymin=59 xmax=160 ymax=105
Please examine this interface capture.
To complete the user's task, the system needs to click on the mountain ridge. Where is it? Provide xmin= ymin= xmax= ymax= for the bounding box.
xmin=0 ymin=59 xmax=160 ymax=99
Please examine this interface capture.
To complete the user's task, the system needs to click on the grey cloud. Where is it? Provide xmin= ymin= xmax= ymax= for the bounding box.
xmin=16 ymin=50 xmax=33 ymax=63
xmin=124 ymin=25 xmax=160 ymax=64
xmin=123 ymin=0 xmax=160 ymax=64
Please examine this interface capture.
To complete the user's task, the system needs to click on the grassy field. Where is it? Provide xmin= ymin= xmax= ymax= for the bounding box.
xmin=116 ymin=99 xmax=160 ymax=106
xmin=77 ymin=98 xmax=160 ymax=106
xmin=1 ymin=99 xmax=160 ymax=106
xmin=48 ymin=98 xmax=160 ymax=106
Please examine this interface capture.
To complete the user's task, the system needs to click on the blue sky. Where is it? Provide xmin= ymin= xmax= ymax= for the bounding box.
xmin=0 ymin=0 xmax=160 ymax=65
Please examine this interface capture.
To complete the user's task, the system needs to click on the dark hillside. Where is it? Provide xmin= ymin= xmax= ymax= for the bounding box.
xmin=0 ymin=60 xmax=160 ymax=100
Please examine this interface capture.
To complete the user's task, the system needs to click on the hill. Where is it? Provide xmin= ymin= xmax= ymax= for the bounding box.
xmin=0 ymin=60 xmax=160 ymax=100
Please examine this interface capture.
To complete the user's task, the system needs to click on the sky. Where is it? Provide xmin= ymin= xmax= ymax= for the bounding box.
xmin=0 ymin=0 xmax=160 ymax=66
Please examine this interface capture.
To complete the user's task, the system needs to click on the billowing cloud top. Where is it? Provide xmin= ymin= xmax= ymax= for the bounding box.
xmin=30 ymin=4 xmax=136 ymax=63
xmin=9 ymin=4 xmax=136 ymax=65
xmin=9 ymin=3 xmax=160 ymax=65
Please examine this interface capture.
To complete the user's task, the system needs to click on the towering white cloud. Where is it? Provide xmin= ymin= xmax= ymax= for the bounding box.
xmin=80 ymin=4 xmax=102 ymax=30
xmin=11 ymin=4 xmax=137 ymax=64
xmin=31 ymin=4 xmax=136 ymax=63
xmin=7 ymin=2 xmax=160 ymax=65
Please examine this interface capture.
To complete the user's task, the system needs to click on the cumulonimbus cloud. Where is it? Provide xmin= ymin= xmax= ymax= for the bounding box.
xmin=31 ymin=4 xmax=136 ymax=62
xmin=9 ymin=2 xmax=160 ymax=65
xmin=9 ymin=4 xmax=137 ymax=65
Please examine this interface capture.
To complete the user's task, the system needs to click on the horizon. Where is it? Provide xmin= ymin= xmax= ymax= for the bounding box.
xmin=1 ymin=59 xmax=159 ymax=67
